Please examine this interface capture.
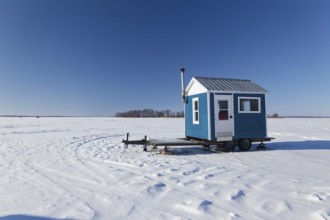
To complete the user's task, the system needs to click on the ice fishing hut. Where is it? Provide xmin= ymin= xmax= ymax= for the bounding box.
xmin=181 ymin=68 xmax=271 ymax=151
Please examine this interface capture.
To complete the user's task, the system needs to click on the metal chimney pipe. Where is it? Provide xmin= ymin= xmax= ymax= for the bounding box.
xmin=180 ymin=67 xmax=186 ymax=103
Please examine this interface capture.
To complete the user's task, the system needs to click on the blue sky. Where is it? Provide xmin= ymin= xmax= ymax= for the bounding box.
xmin=0 ymin=0 xmax=329 ymax=116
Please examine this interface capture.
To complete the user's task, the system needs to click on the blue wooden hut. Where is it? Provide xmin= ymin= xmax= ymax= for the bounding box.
xmin=184 ymin=76 xmax=270 ymax=151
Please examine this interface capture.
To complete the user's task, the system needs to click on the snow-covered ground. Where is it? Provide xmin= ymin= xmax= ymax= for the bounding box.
xmin=0 ymin=117 xmax=329 ymax=220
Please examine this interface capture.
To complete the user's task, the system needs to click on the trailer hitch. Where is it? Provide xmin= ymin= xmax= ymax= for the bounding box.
xmin=122 ymin=133 xmax=149 ymax=151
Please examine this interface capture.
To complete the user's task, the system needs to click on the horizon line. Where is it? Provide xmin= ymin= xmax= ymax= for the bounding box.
xmin=1 ymin=115 xmax=330 ymax=119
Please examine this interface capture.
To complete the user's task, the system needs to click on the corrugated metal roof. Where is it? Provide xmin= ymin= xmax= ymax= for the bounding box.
xmin=194 ymin=77 xmax=268 ymax=93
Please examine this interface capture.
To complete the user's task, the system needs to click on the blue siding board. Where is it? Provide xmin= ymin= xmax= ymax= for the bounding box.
xmin=185 ymin=93 xmax=209 ymax=140
xmin=233 ymin=94 xmax=267 ymax=139
xmin=209 ymin=93 xmax=215 ymax=140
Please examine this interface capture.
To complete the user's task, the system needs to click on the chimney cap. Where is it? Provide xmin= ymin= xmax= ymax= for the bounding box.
xmin=180 ymin=67 xmax=185 ymax=73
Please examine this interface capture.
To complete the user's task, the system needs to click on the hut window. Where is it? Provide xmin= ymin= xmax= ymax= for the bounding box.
xmin=238 ymin=97 xmax=261 ymax=113
xmin=218 ymin=100 xmax=229 ymax=120
xmin=192 ymin=97 xmax=199 ymax=124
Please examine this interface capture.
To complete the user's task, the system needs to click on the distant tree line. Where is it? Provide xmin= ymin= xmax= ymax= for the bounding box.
xmin=115 ymin=109 xmax=184 ymax=118
xmin=268 ymin=113 xmax=280 ymax=118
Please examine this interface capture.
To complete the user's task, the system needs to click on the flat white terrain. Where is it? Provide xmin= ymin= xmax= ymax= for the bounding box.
xmin=0 ymin=117 xmax=329 ymax=220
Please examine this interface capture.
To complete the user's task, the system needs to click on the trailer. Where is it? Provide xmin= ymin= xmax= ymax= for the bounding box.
xmin=122 ymin=132 xmax=273 ymax=154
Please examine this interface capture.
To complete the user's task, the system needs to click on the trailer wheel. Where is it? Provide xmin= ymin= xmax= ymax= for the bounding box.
xmin=225 ymin=141 xmax=236 ymax=152
xmin=216 ymin=141 xmax=236 ymax=152
xmin=203 ymin=145 xmax=211 ymax=151
xmin=238 ymin=139 xmax=251 ymax=151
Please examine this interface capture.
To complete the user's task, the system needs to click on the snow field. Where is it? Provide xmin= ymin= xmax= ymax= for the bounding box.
xmin=0 ymin=117 xmax=330 ymax=219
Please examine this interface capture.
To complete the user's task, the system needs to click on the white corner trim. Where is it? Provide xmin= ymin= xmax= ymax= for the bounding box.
xmin=207 ymin=92 xmax=211 ymax=140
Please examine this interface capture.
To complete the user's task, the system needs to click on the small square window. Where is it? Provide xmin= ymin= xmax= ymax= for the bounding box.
xmin=239 ymin=97 xmax=261 ymax=113
xmin=195 ymin=112 xmax=199 ymax=121
xmin=194 ymin=100 xmax=199 ymax=111
xmin=219 ymin=110 xmax=228 ymax=120
xmin=219 ymin=101 xmax=228 ymax=109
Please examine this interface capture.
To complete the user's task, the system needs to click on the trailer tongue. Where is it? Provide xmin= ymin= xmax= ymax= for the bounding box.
xmin=122 ymin=133 xmax=208 ymax=154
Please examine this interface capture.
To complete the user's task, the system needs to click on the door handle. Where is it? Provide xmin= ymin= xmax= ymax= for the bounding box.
xmin=230 ymin=116 xmax=233 ymax=119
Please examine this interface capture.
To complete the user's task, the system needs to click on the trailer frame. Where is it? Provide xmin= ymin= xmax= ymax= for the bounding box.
xmin=122 ymin=133 xmax=273 ymax=154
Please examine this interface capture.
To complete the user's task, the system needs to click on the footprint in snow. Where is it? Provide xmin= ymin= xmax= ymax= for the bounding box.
xmin=144 ymin=182 xmax=166 ymax=197
xmin=311 ymin=208 xmax=330 ymax=220
xmin=262 ymin=200 xmax=292 ymax=214
xmin=308 ymin=193 xmax=327 ymax=201
xmin=169 ymin=168 xmax=179 ymax=173
xmin=95 ymin=193 xmax=119 ymax=204
xmin=204 ymin=174 xmax=214 ymax=179
xmin=181 ymin=180 xmax=196 ymax=186
xmin=182 ymin=167 xmax=200 ymax=176
xmin=154 ymin=173 xmax=164 ymax=177
xmin=198 ymin=200 xmax=213 ymax=212
xmin=228 ymin=212 xmax=240 ymax=218
xmin=175 ymin=198 xmax=214 ymax=214
xmin=231 ymin=189 xmax=245 ymax=201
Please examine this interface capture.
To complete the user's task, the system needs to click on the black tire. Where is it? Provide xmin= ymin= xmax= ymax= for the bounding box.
xmin=225 ymin=141 xmax=236 ymax=152
xmin=216 ymin=141 xmax=236 ymax=152
xmin=238 ymin=139 xmax=251 ymax=151
xmin=203 ymin=144 xmax=211 ymax=150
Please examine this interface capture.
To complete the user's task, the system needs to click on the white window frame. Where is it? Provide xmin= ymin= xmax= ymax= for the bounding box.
xmin=238 ymin=97 xmax=261 ymax=113
xmin=192 ymin=97 xmax=199 ymax=124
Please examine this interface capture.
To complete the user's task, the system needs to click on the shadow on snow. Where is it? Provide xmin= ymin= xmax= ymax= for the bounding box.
xmin=0 ymin=215 xmax=72 ymax=220
xmin=266 ymin=140 xmax=330 ymax=151
xmin=160 ymin=140 xmax=330 ymax=156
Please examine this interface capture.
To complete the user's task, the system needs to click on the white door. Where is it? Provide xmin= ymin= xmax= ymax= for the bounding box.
xmin=214 ymin=95 xmax=234 ymax=141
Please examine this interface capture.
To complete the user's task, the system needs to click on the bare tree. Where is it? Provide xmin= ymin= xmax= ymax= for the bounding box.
xmin=115 ymin=109 xmax=184 ymax=118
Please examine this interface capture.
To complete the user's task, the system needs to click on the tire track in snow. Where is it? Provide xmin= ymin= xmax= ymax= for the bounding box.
xmin=0 ymin=138 xmax=97 ymax=218
xmin=1 ymin=131 xmax=279 ymax=219
xmin=41 ymin=134 xmax=232 ymax=218
xmin=22 ymin=134 xmax=160 ymax=218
